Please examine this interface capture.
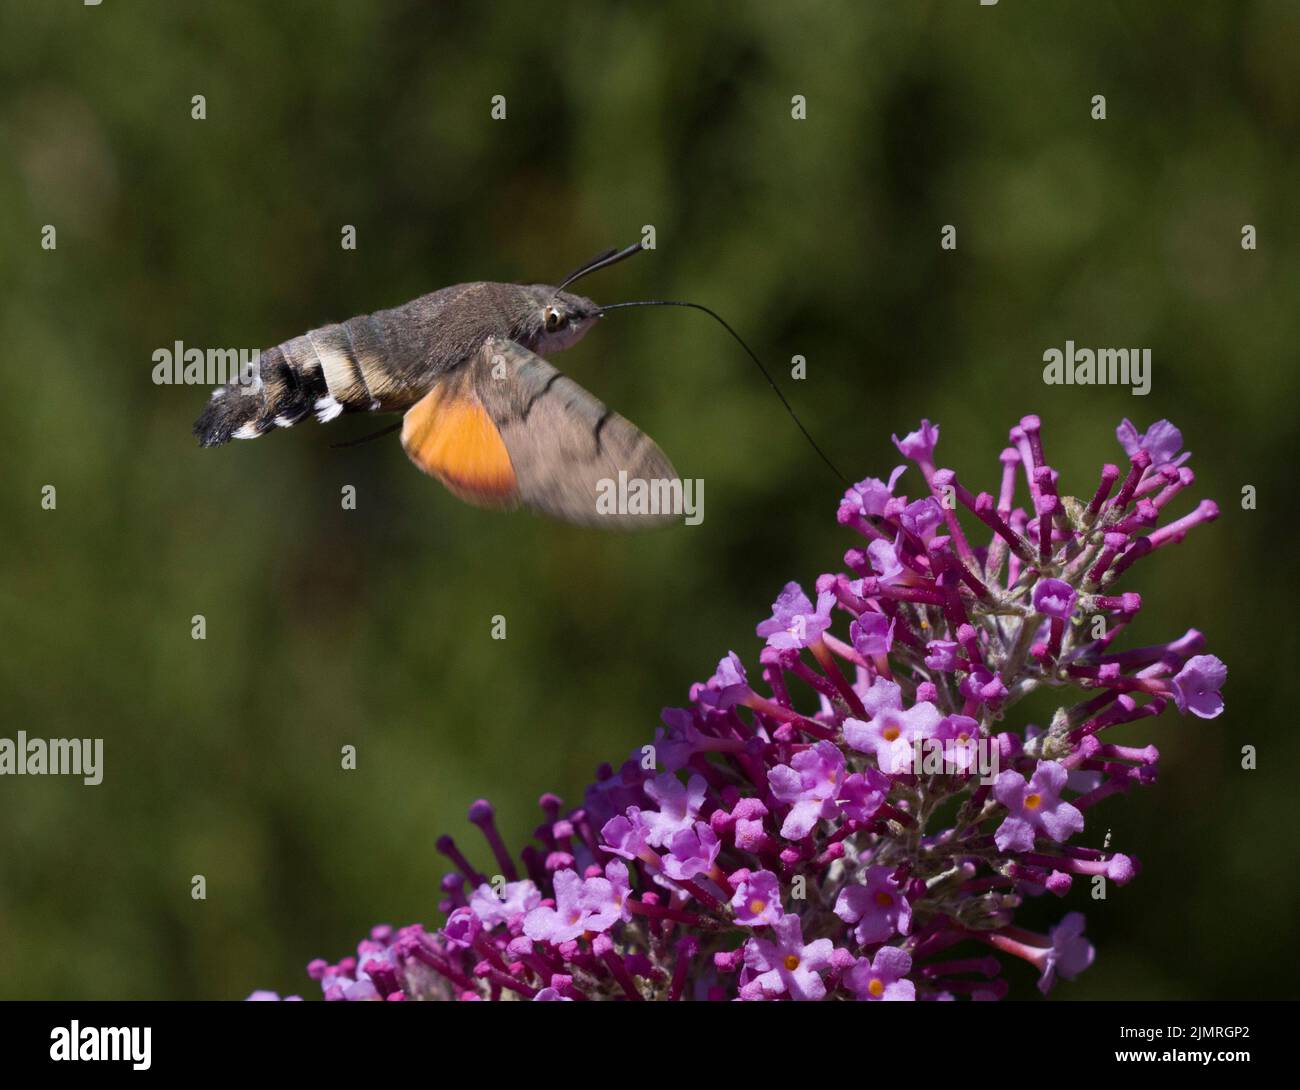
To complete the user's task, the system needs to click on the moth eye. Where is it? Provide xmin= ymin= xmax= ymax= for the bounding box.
xmin=544 ymin=306 xmax=566 ymax=333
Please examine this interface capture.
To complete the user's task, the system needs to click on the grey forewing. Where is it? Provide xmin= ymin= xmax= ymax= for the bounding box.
xmin=471 ymin=338 xmax=678 ymax=528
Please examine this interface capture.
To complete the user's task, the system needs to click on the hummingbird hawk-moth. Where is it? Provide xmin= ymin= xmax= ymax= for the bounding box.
xmin=193 ymin=244 xmax=842 ymax=527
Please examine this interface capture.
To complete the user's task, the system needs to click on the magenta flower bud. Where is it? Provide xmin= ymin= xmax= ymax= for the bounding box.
xmin=850 ymin=612 xmax=895 ymax=657
xmin=1032 ymin=578 xmax=1078 ymax=620
xmin=925 ymin=639 xmax=960 ymax=671
xmin=1170 ymin=655 xmax=1227 ymax=718
xmin=1107 ymin=854 xmax=1138 ymax=885
xmin=1045 ymin=871 xmax=1073 ymax=896
xmin=892 ymin=418 xmax=940 ymax=464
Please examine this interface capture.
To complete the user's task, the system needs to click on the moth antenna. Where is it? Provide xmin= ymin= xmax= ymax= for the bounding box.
xmin=598 ymin=299 xmax=849 ymax=486
xmin=555 ymin=241 xmax=646 ymax=293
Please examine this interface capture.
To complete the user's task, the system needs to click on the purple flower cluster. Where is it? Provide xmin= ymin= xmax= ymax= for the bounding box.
xmin=253 ymin=415 xmax=1225 ymax=1002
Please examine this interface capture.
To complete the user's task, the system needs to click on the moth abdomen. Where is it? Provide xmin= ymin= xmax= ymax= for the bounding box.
xmin=338 ymin=313 xmax=425 ymax=411
xmin=192 ymin=314 xmax=414 ymax=447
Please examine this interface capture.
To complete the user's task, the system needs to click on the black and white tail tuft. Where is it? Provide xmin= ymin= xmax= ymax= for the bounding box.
xmin=193 ymin=321 xmax=394 ymax=447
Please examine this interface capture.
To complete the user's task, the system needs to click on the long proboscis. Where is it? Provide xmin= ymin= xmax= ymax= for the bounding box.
xmin=598 ymin=299 xmax=849 ymax=486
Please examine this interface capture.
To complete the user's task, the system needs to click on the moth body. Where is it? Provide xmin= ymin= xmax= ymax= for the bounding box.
xmin=192 ymin=279 xmax=677 ymax=528
xmin=193 ymin=283 xmax=599 ymax=445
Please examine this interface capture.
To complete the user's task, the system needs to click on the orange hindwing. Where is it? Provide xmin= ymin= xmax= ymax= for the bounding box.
xmin=400 ymin=383 xmax=519 ymax=508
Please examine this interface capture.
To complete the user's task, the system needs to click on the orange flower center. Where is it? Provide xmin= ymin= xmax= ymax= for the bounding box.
xmin=868 ymin=977 xmax=885 ymax=998
xmin=783 ymin=954 xmax=801 ymax=971
xmin=749 ymin=899 xmax=766 ymax=915
xmin=874 ymin=891 xmax=894 ymax=908
xmin=883 ymin=727 xmax=900 ymax=742
xmin=1024 ymin=792 xmax=1042 ymax=810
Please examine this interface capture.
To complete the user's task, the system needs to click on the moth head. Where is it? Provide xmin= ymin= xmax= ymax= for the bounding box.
xmin=519 ymin=284 xmax=601 ymax=353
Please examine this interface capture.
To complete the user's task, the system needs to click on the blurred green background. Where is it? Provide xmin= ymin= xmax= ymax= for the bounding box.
xmin=1 ymin=0 xmax=1297 ymax=1000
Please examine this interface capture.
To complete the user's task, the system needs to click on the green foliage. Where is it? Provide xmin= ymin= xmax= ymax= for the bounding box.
xmin=0 ymin=0 xmax=1294 ymax=999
